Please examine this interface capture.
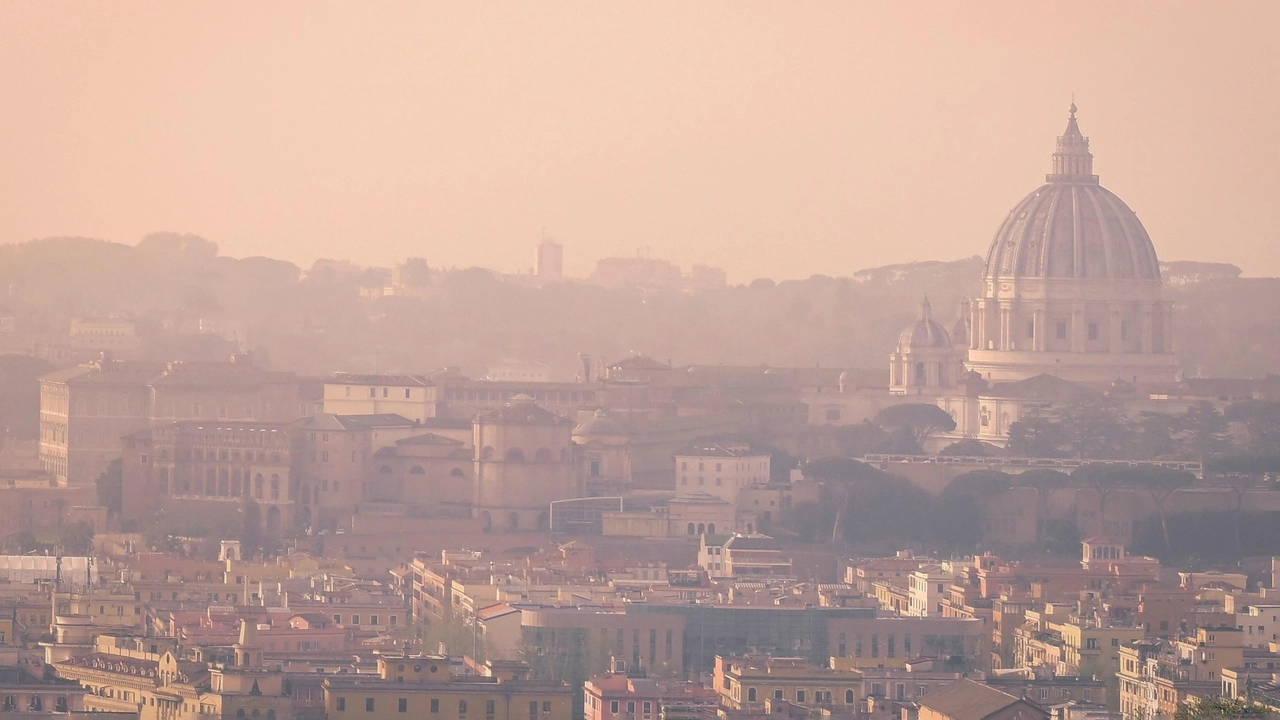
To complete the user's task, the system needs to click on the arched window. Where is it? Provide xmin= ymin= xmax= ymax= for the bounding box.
xmin=255 ymin=474 xmax=264 ymax=499
xmin=409 ymin=466 xmax=426 ymax=475
xmin=914 ymin=362 xmax=927 ymax=386
xmin=697 ymin=523 xmax=705 ymax=534
xmin=267 ymin=711 xmax=276 ymax=720
xmin=687 ymin=523 xmax=696 ymax=535
xmin=480 ymin=446 xmax=495 ymax=460
xmin=505 ymin=448 xmax=525 ymax=462
xmin=218 ymin=469 xmax=229 ymax=496
xmin=270 ymin=474 xmax=280 ymax=500
xmin=379 ymin=465 xmax=393 ymax=474
xmin=846 ymin=690 xmax=855 ymax=704
xmin=231 ymin=470 xmax=242 ymax=496
xmin=449 ymin=467 xmax=465 ymax=477
xmin=508 ymin=512 xmax=520 ymax=530
xmin=747 ymin=688 xmax=757 ymax=702
xmin=707 ymin=523 xmax=716 ymax=534
xmin=237 ymin=710 xmax=246 ymax=719
xmin=29 ymin=697 xmax=42 ymax=711
xmin=3 ymin=696 xmax=15 ymax=711
xmin=205 ymin=469 xmax=216 ymax=495
xmin=534 ymin=448 xmax=553 ymax=462
xmin=56 ymin=697 xmax=68 ymax=713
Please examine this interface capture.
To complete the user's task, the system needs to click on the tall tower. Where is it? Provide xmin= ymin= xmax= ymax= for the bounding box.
xmin=536 ymin=238 xmax=564 ymax=280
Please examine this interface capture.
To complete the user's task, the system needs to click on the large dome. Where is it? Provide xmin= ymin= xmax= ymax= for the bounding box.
xmin=984 ymin=105 xmax=1160 ymax=282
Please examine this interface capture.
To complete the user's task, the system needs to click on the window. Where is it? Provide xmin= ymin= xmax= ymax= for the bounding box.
xmin=371 ymin=615 xmax=379 ymax=626
xmin=610 ymin=702 xmax=619 ymax=714
xmin=430 ymin=699 xmax=439 ymax=714
xmin=399 ymin=699 xmax=407 ymax=713
xmin=365 ymin=698 xmax=375 ymax=712
xmin=1088 ymin=322 xmax=1099 ymax=340
xmin=352 ymin=615 xmax=360 ymax=625
xmin=1056 ymin=321 xmax=1067 ymax=339
xmin=846 ymin=690 xmax=855 ymax=704
xmin=796 ymin=690 xmax=806 ymax=703
xmin=1026 ymin=320 xmax=1035 ymax=339
xmin=748 ymin=688 xmax=757 ymax=702
xmin=459 ymin=700 xmax=467 ymax=716
xmin=529 ymin=702 xmax=538 ymax=720
xmin=336 ymin=698 xmax=346 ymax=711
xmin=405 ymin=389 xmax=411 ymax=399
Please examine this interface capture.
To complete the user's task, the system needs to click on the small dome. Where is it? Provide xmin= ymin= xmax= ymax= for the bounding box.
xmin=572 ymin=409 xmax=627 ymax=437
xmin=897 ymin=298 xmax=952 ymax=351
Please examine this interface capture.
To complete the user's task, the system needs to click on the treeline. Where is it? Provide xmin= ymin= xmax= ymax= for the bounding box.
xmin=2 ymin=235 xmax=1279 ymax=379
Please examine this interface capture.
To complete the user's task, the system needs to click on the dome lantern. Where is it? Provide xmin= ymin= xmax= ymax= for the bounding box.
xmin=1048 ymin=102 xmax=1097 ymax=183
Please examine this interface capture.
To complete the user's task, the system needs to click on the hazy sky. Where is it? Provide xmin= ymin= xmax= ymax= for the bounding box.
xmin=1 ymin=2 xmax=1276 ymax=282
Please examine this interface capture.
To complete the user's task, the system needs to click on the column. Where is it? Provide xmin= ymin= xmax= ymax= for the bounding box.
xmin=1108 ymin=303 xmax=1123 ymax=354
xmin=1140 ymin=305 xmax=1154 ymax=354
xmin=1000 ymin=304 xmax=1012 ymax=351
xmin=1071 ymin=305 xmax=1086 ymax=353
xmin=1033 ymin=307 xmax=1047 ymax=352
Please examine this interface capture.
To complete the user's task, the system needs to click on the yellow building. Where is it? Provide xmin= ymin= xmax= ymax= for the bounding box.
xmin=323 ymin=655 xmax=572 ymax=720
xmin=713 ymin=655 xmax=862 ymax=711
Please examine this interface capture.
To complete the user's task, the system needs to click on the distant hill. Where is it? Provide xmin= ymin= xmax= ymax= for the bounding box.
xmin=0 ymin=236 xmax=1276 ymax=379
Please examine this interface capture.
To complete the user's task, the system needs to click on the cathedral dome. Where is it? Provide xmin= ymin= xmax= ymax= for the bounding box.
xmin=984 ymin=105 xmax=1160 ymax=281
xmin=897 ymin=298 xmax=952 ymax=352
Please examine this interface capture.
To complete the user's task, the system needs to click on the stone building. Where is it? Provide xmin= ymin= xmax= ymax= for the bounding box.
xmin=473 ymin=398 xmax=579 ymax=532
xmin=39 ymin=355 xmax=299 ymax=488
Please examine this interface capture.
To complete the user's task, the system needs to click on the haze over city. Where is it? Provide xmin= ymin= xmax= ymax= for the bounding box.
xmin=1 ymin=2 xmax=1278 ymax=281
xmin=3 ymin=6 xmax=1280 ymax=720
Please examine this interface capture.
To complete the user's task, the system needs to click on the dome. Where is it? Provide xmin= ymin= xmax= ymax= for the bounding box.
xmin=897 ymin=298 xmax=952 ymax=351
xmin=572 ymin=409 xmax=627 ymax=437
xmin=984 ymin=105 xmax=1160 ymax=281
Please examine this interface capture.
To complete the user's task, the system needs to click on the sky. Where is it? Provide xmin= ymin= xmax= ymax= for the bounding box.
xmin=0 ymin=2 xmax=1277 ymax=283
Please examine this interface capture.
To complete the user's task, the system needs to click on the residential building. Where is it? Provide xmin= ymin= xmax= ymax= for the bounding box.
xmin=714 ymin=654 xmax=862 ymax=710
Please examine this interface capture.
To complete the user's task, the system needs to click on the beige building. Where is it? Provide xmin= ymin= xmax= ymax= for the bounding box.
xmin=39 ymin=356 xmax=300 ymax=487
xmin=322 ymin=374 xmax=438 ymax=421
xmin=674 ymin=440 xmax=770 ymax=505
xmin=714 ymin=654 xmax=862 ymax=710
xmin=473 ymin=399 xmax=579 ymax=532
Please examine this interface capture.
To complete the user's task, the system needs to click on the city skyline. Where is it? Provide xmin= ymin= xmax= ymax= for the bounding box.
xmin=0 ymin=2 xmax=1277 ymax=283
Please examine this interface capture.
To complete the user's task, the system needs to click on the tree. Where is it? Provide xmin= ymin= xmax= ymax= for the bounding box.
xmin=1008 ymin=402 xmax=1137 ymax=460
xmin=802 ymin=457 xmax=883 ymax=542
xmin=1207 ymin=452 xmax=1280 ymax=555
xmin=1174 ymin=696 xmax=1274 ymax=720
xmin=1071 ymin=464 xmax=1127 ymax=536
xmin=1017 ymin=469 xmax=1070 ymax=543
xmin=834 ymin=421 xmax=889 ymax=457
xmin=874 ymin=404 xmax=956 ymax=453
xmin=939 ymin=439 xmax=994 ymax=457
xmin=96 ymin=459 xmax=123 ymax=517
xmin=1122 ymin=467 xmax=1196 ymax=554
xmin=1173 ymin=401 xmax=1231 ymax=464
xmin=1225 ymin=400 xmax=1280 ymax=451
xmin=57 ymin=521 xmax=95 ymax=555
xmin=930 ymin=471 xmax=1011 ymax=551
